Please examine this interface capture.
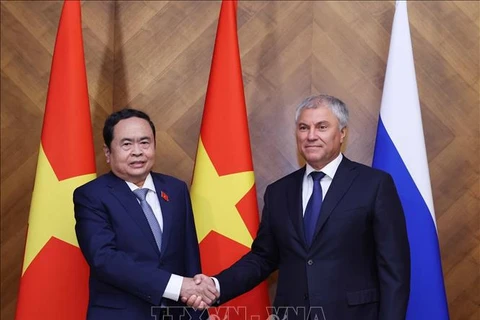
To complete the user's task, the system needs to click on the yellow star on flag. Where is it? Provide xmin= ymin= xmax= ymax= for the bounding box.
xmin=191 ymin=138 xmax=254 ymax=248
xmin=23 ymin=145 xmax=95 ymax=274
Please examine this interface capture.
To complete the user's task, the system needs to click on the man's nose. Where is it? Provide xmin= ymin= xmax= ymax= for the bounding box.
xmin=132 ymin=143 xmax=143 ymax=155
xmin=307 ymin=128 xmax=316 ymax=140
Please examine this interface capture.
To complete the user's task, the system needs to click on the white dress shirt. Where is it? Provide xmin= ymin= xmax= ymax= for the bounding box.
xmin=126 ymin=173 xmax=183 ymax=302
xmin=301 ymin=153 xmax=343 ymax=215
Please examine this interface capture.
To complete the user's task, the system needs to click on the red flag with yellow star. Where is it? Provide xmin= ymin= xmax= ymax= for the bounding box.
xmin=15 ymin=1 xmax=96 ymax=319
xmin=191 ymin=0 xmax=270 ymax=318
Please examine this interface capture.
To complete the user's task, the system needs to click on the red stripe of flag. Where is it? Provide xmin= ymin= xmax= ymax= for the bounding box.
xmin=200 ymin=0 xmax=253 ymax=176
xmin=41 ymin=0 xmax=95 ymax=181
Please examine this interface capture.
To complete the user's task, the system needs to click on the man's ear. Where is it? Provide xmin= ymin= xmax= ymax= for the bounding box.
xmin=340 ymin=126 xmax=347 ymax=143
xmin=103 ymin=144 xmax=111 ymax=164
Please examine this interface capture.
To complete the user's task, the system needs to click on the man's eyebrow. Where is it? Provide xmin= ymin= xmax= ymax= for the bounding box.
xmin=119 ymin=137 xmax=151 ymax=142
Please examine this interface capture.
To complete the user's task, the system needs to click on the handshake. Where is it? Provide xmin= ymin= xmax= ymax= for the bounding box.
xmin=180 ymin=274 xmax=219 ymax=310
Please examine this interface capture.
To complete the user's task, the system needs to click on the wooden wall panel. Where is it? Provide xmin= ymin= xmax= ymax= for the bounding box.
xmin=1 ymin=1 xmax=478 ymax=320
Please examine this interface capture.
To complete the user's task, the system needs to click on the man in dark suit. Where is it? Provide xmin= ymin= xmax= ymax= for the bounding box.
xmin=74 ymin=109 xmax=217 ymax=319
xmin=187 ymin=94 xmax=410 ymax=319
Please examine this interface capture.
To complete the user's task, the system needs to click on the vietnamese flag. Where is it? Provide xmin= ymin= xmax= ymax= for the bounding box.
xmin=190 ymin=0 xmax=270 ymax=318
xmin=15 ymin=1 xmax=96 ymax=319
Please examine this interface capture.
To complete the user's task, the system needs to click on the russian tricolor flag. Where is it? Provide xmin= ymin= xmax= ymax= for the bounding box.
xmin=372 ymin=1 xmax=450 ymax=319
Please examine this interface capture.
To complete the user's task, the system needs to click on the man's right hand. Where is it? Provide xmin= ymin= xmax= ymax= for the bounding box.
xmin=180 ymin=276 xmax=219 ymax=309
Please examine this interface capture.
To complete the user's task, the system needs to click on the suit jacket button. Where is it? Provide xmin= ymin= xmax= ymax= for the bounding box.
xmin=304 ymin=294 xmax=309 ymax=300
xmin=307 ymin=259 xmax=314 ymax=266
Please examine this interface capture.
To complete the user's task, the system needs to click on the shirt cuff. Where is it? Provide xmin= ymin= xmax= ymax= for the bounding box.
xmin=163 ymin=274 xmax=183 ymax=301
xmin=211 ymin=277 xmax=221 ymax=296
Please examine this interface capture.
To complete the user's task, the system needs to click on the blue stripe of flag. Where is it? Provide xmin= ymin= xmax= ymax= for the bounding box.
xmin=373 ymin=117 xmax=449 ymax=320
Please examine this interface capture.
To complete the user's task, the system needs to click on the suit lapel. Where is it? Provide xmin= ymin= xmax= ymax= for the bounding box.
xmin=152 ymin=173 xmax=172 ymax=256
xmin=106 ymin=172 xmax=161 ymax=255
xmin=312 ymin=157 xmax=358 ymax=243
xmin=286 ymin=167 xmax=308 ymax=250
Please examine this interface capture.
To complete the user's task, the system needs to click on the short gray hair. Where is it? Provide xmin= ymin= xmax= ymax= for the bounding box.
xmin=295 ymin=94 xmax=349 ymax=129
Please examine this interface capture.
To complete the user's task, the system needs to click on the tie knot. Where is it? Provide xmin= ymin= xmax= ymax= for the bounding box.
xmin=133 ymin=188 xmax=149 ymax=201
xmin=310 ymin=171 xmax=326 ymax=182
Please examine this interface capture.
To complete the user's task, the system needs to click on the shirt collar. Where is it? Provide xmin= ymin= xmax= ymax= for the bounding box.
xmin=125 ymin=173 xmax=156 ymax=193
xmin=305 ymin=153 xmax=343 ymax=180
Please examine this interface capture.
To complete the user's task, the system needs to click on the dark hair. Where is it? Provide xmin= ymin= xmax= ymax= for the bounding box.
xmin=103 ymin=108 xmax=156 ymax=149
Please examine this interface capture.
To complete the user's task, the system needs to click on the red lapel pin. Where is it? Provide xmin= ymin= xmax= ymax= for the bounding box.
xmin=160 ymin=191 xmax=169 ymax=202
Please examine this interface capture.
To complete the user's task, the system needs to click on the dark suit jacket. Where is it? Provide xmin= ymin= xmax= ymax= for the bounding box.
xmin=216 ymin=156 xmax=410 ymax=320
xmin=74 ymin=171 xmax=205 ymax=320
